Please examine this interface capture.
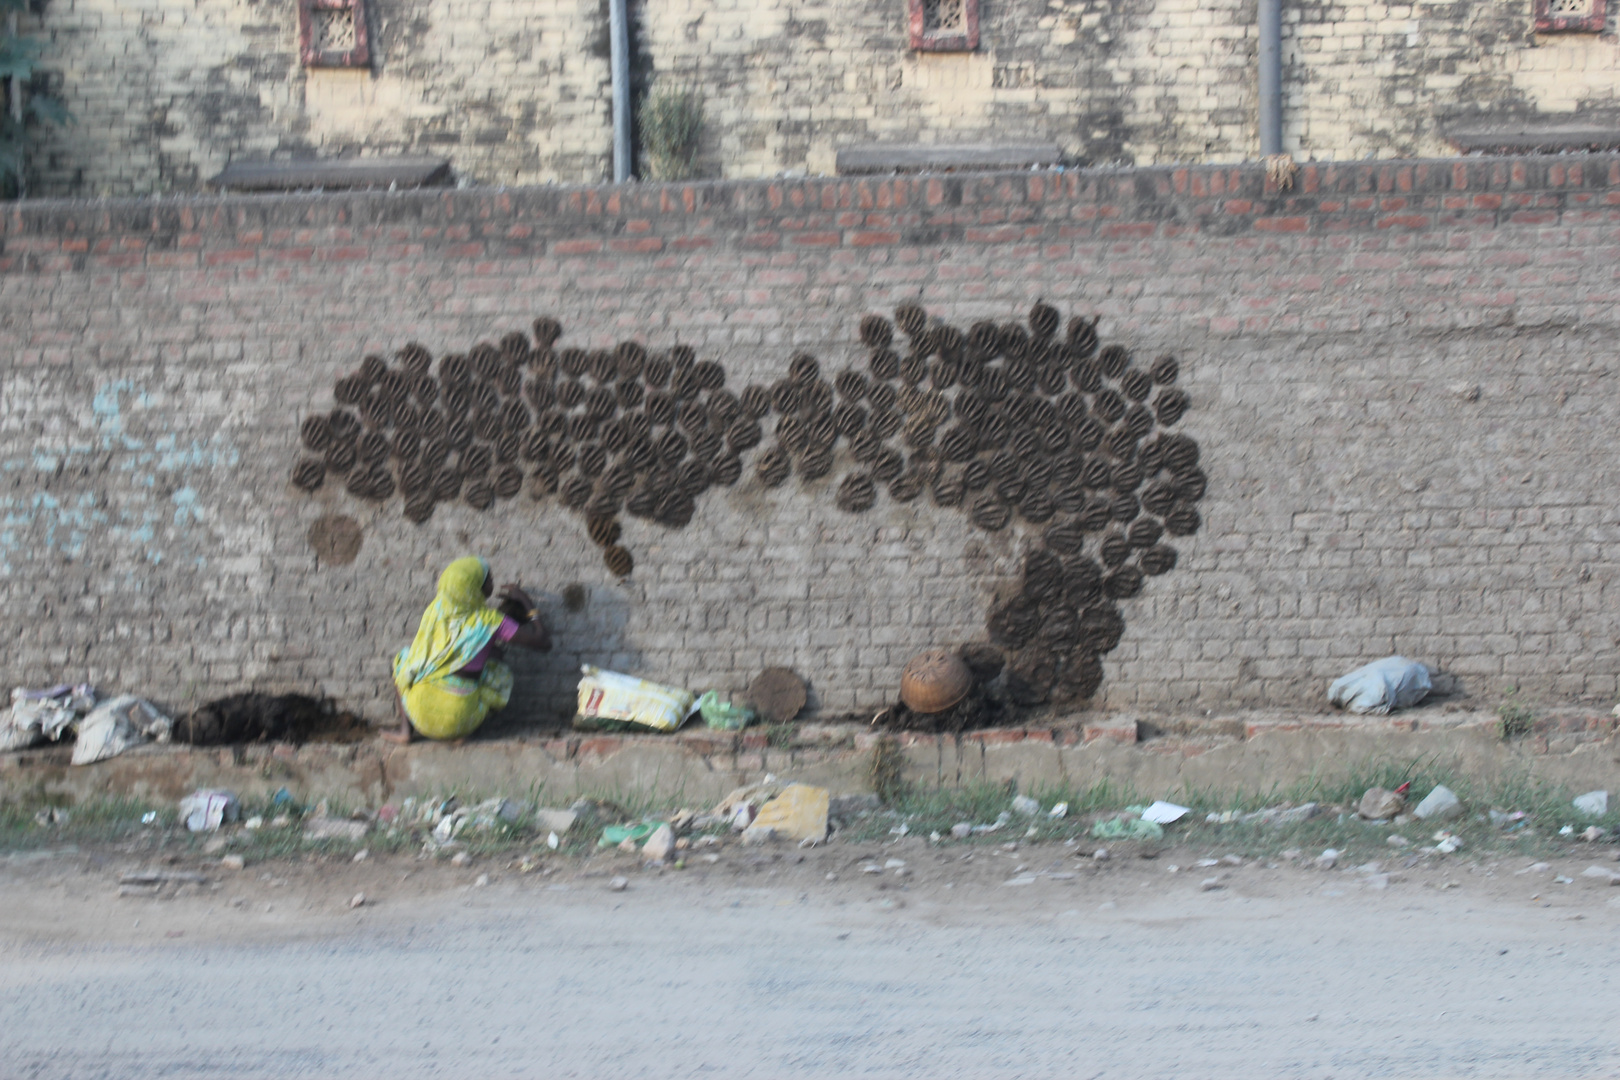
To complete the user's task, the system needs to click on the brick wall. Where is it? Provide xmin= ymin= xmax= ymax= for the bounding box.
xmin=27 ymin=0 xmax=615 ymax=196
xmin=20 ymin=0 xmax=1620 ymax=197
xmin=3 ymin=155 xmax=1619 ymax=725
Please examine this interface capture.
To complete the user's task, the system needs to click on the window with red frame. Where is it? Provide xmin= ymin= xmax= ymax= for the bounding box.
xmin=299 ymin=0 xmax=371 ymax=68
xmin=908 ymin=0 xmax=979 ymax=52
xmin=1534 ymin=0 xmax=1607 ymax=33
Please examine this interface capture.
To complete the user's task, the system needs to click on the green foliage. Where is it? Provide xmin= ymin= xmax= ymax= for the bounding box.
xmin=1274 ymin=751 xmax=1444 ymax=807
xmin=868 ymin=736 xmax=907 ymax=805
xmin=638 ymin=87 xmax=703 ymax=181
xmin=0 ymin=3 xmax=71 ymax=198
xmin=0 ymin=794 xmax=170 ymax=851
xmin=7 ymin=759 xmax=1618 ymax=865
xmin=1497 ymin=690 xmax=1535 ymax=740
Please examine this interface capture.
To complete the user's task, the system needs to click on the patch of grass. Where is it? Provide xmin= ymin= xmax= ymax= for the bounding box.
xmin=0 ymin=794 xmax=170 ymax=851
xmin=567 ymin=779 xmax=696 ymax=822
xmin=1278 ymin=752 xmax=1446 ymax=808
xmin=868 ymin=737 xmax=907 ymax=805
xmin=1497 ymin=691 xmax=1536 ymax=740
xmin=842 ymin=778 xmax=1139 ymax=844
xmin=1166 ymin=758 xmax=1617 ymax=862
xmin=639 ymin=87 xmax=704 ymax=181
xmin=6 ymin=757 xmax=1615 ymax=867
xmin=836 ymin=756 xmax=1620 ymax=862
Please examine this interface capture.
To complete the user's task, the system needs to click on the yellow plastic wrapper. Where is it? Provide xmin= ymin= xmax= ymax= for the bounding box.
xmin=575 ymin=665 xmax=696 ymax=733
xmin=748 ymin=783 xmax=829 ymax=843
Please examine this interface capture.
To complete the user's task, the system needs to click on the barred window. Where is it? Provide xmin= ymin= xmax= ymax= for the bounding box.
xmin=1534 ymin=0 xmax=1607 ymax=33
xmin=299 ymin=0 xmax=371 ymax=68
xmin=907 ymin=0 xmax=979 ymax=52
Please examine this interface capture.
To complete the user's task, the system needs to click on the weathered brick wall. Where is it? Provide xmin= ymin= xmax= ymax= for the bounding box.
xmin=20 ymin=0 xmax=1620 ymax=196
xmin=28 ymin=0 xmax=615 ymax=196
xmin=3 ymin=156 xmax=1619 ymax=727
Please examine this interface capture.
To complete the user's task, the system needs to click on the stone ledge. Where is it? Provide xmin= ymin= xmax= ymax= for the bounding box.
xmin=835 ymin=142 xmax=1063 ymax=174
xmin=10 ymin=154 xmax=1620 ymax=241
xmin=1444 ymin=122 xmax=1620 ymax=154
xmin=4 ymin=707 xmax=1612 ymax=811
xmin=210 ymin=156 xmax=453 ymax=192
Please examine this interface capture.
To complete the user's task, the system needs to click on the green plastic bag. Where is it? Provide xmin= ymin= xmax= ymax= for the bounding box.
xmin=1090 ymin=813 xmax=1165 ymax=841
xmin=696 ymin=690 xmax=755 ymax=731
xmin=598 ymin=822 xmax=659 ymax=848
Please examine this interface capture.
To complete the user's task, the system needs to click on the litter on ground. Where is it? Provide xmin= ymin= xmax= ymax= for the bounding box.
xmin=1327 ymin=656 xmax=1432 ymax=714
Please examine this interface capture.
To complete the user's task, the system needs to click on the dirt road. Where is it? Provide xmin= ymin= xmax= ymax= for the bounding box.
xmin=3 ymin=841 xmax=1619 ymax=1079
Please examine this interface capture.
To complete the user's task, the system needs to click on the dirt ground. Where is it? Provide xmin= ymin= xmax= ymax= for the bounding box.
xmin=4 ymin=835 xmax=1620 ymax=1078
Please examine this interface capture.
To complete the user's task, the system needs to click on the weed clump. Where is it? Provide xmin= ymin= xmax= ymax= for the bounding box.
xmin=640 ymin=88 xmax=704 ymax=181
xmin=869 ymin=736 xmax=906 ymax=806
xmin=1497 ymin=692 xmax=1535 ymax=740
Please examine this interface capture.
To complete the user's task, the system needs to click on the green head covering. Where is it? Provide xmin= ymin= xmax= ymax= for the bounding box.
xmin=391 ymin=556 xmax=506 ymax=695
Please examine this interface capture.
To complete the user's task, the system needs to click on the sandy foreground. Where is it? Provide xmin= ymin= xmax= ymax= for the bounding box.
xmin=3 ymin=838 xmax=1619 ymax=1079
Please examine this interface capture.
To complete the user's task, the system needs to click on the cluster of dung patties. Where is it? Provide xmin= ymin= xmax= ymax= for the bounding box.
xmin=289 ymin=301 xmax=1204 ymax=706
xmin=781 ymin=300 xmax=1205 ymax=707
xmin=291 ymin=320 xmax=768 ymax=578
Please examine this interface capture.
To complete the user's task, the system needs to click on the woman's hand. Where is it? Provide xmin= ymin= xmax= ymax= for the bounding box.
xmin=510 ymin=619 xmax=552 ymax=653
xmin=491 ymin=583 xmax=549 ymax=650
xmin=497 ymin=583 xmax=537 ymax=613
xmin=493 ymin=584 xmax=537 ymax=623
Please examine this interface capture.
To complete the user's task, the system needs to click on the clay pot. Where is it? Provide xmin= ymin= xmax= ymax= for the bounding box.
xmin=900 ymin=649 xmax=974 ymax=714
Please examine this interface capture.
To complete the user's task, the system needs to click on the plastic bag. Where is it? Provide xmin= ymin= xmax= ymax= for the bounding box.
xmin=598 ymin=822 xmax=659 ymax=848
xmin=3 ymin=685 xmax=95 ymax=752
xmin=3 ymin=696 xmax=71 ymax=752
xmin=179 ymin=789 xmax=239 ymax=832
xmin=71 ymin=695 xmax=172 ymax=766
xmin=1327 ymin=656 xmax=1432 ymax=715
xmin=744 ymin=784 xmax=829 ymax=843
xmin=575 ymin=666 xmax=696 ymax=733
xmin=696 ymin=690 xmax=755 ymax=731
xmin=1140 ymin=800 xmax=1190 ymax=824
xmin=1091 ymin=813 xmax=1165 ymax=841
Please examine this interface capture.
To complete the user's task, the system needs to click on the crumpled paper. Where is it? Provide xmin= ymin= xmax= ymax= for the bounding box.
xmin=2 ymin=684 xmax=96 ymax=752
xmin=72 ymin=695 xmax=172 ymax=765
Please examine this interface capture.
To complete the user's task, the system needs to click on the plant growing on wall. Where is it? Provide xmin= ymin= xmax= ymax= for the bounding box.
xmin=0 ymin=0 xmax=70 ymax=199
xmin=638 ymin=87 xmax=703 ymax=181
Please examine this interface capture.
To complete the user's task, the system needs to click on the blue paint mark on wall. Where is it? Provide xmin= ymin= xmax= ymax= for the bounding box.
xmin=171 ymin=487 xmax=201 ymax=527
xmin=0 ymin=379 xmax=241 ymax=576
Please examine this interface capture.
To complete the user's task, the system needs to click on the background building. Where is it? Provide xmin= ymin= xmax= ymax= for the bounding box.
xmin=17 ymin=0 xmax=1620 ymax=198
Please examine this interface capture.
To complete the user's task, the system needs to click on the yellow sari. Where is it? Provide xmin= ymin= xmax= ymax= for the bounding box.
xmin=391 ymin=556 xmax=514 ymax=740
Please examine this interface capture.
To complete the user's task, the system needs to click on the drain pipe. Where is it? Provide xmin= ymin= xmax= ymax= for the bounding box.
xmin=7 ymin=10 xmax=22 ymax=199
xmin=609 ymin=0 xmax=632 ymax=181
xmin=1258 ymin=0 xmax=1283 ymax=156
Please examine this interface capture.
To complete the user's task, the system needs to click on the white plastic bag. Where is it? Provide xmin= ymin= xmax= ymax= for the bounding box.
xmin=3 ymin=696 xmax=68 ymax=751
xmin=1327 ymin=656 xmax=1432 ymax=715
xmin=180 ymin=789 xmax=239 ymax=832
xmin=576 ymin=666 xmax=696 ymax=732
xmin=3 ymin=685 xmax=94 ymax=752
xmin=1141 ymin=800 xmax=1190 ymax=824
xmin=72 ymin=695 xmax=172 ymax=765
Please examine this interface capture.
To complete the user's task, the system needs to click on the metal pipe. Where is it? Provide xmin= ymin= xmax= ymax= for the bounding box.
xmin=8 ymin=11 xmax=23 ymax=199
xmin=609 ymin=0 xmax=632 ymax=182
xmin=1258 ymin=0 xmax=1282 ymax=156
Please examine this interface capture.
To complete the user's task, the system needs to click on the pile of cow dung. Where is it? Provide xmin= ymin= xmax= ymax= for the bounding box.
xmin=877 ymin=682 xmax=1002 ymax=734
xmin=174 ymin=693 xmax=370 ymax=746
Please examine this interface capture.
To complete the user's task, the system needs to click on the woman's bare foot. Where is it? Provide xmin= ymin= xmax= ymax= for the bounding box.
xmin=380 ymin=717 xmax=416 ymax=745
